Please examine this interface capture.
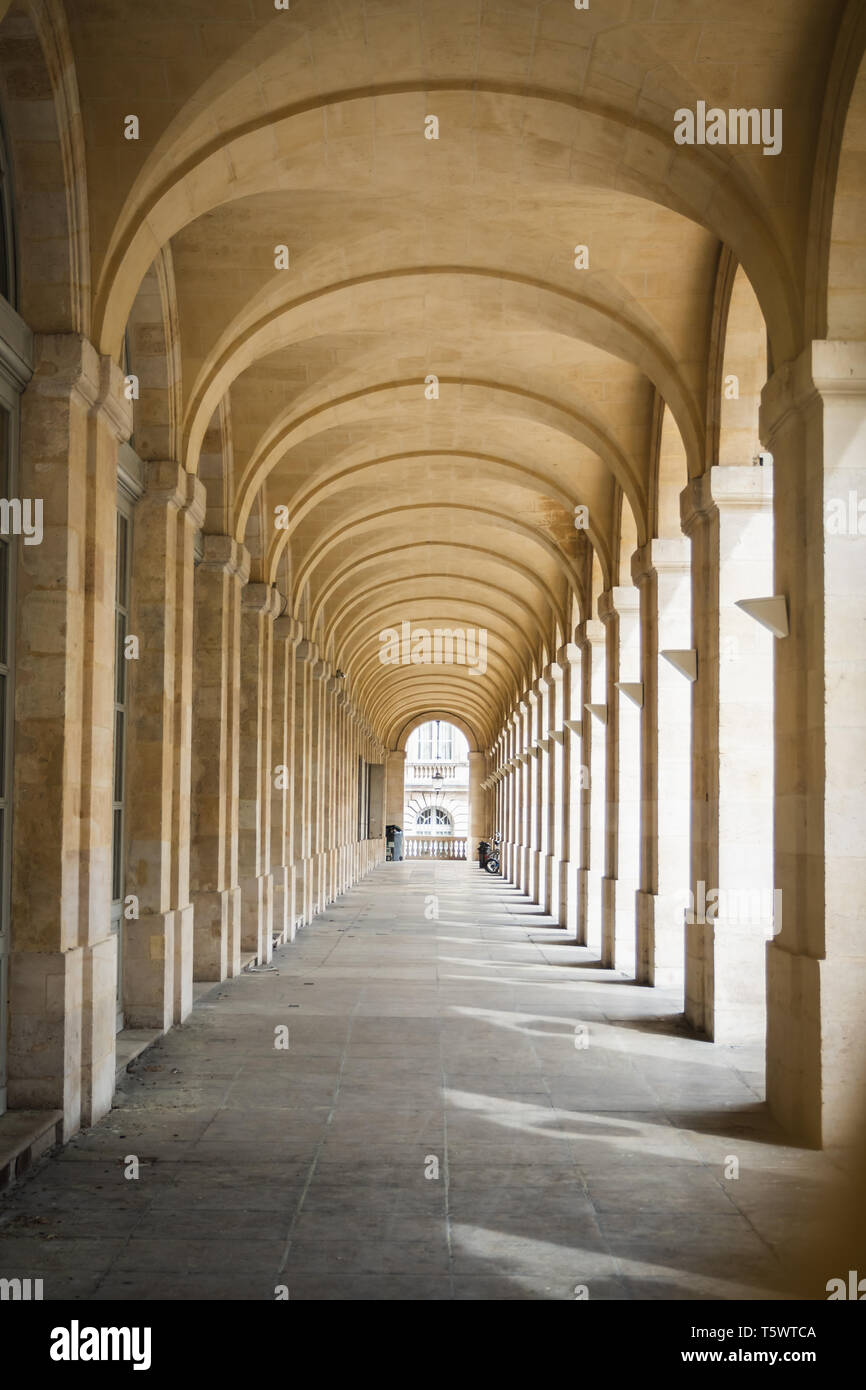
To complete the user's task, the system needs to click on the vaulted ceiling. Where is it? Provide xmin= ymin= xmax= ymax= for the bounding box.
xmin=66 ymin=0 xmax=842 ymax=748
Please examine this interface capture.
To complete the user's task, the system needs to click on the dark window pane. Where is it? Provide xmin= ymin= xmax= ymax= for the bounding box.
xmin=116 ymin=513 xmax=128 ymax=602
xmin=0 ymin=542 xmax=6 ymax=668
xmin=0 ymin=409 xmax=8 ymax=502
xmin=114 ymin=709 xmax=124 ymax=803
xmin=112 ymin=808 xmax=123 ymax=902
xmin=115 ymin=612 xmax=126 ymax=703
xmin=0 ymin=673 xmax=6 ymax=792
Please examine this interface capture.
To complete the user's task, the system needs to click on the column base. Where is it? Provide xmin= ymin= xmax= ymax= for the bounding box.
xmin=240 ymin=873 xmax=274 ymax=963
xmin=8 ymin=943 xmax=116 ymax=1139
xmin=687 ymin=917 xmax=769 ymax=1044
xmin=124 ymin=908 xmax=192 ymax=1031
xmin=192 ymin=885 xmax=241 ymax=981
xmin=272 ymin=865 xmax=290 ymax=948
xmin=544 ymin=853 xmax=561 ymax=920
xmin=601 ymin=876 xmax=616 ymax=967
xmin=637 ymin=889 xmax=685 ymax=990
xmin=576 ymin=867 xmax=589 ymax=946
xmin=561 ymin=859 xmax=578 ymax=933
xmin=764 ymin=942 xmax=866 ymax=1149
xmin=608 ymin=878 xmax=638 ymax=977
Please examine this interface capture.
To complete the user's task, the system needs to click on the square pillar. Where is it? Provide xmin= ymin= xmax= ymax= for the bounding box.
xmin=239 ymin=582 xmax=281 ymax=962
xmin=124 ymin=461 xmax=206 ymax=1030
xmin=10 ymin=335 xmax=131 ymax=1135
xmin=190 ymin=535 xmax=249 ymax=981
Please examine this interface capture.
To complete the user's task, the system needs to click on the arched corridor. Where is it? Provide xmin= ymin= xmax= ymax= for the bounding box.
xmin=0 ymin=0 xmax=864 ymax=1314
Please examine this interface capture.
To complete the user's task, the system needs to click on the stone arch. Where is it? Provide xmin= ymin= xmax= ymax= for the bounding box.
xmin=391 ymin=710 xmax=482 ymax=754
xmin=123 ymin=247 xmax=182 ymax=463
xmin=806 ymin=0 xmax=866 ymax=341
xmin=0 ymin=0 xmax=89 ymax=335
xmin=717 ymin=261 xmax=768 ymax=469
xmin=655 ymin=400 xmax=690 ymax=542
xmin=198 ymin=398 xmax=233 ymax=538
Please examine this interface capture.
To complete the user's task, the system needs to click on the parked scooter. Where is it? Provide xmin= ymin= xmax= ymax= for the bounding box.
xmin=477 ymin=831 xmax=502 ymax=874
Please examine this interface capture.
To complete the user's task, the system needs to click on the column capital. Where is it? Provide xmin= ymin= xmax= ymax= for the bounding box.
xmin=312 ymin=659 xmax=331 ymax=682
xmin=199 ymin=534 xmax=251 ymax=583
xmin=296 ymin=639 xmax=319 ymax=665
xmin=556 ymin=641 xmax=581 ymax=667
xmin=580 ymin=617 xmax=606 ymax=647
xmin=631 ymin=537 xmax=690 ymax=586
xmin=242 ymin=582 xmax=282 ymax=618
xmin=142 ymin=460 xmax=207 ymax=530
xmin=29 ymin=333 xmax=133 ymax=441
xmin=597 ymin=586 xmax=640 ymax=624
xmin=761 ymin=340 xmax=866 ymax=443
xmin=680 ymin=465 xmax=773 ymax=535
xmin=274 ymin=614 xmax=304 ymax=645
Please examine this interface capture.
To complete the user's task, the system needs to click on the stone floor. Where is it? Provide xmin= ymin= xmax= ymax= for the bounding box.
xmin=0 ymin=862 xmax=847 ymax=1300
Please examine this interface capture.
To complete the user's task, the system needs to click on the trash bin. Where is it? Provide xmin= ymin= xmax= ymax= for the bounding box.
xmin=385 ymin=824 xmax=403 ymax=862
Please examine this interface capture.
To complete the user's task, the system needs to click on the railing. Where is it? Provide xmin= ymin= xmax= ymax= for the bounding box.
xmin=404 ymin=835 xmax=467 ymax=860
xmin=406 ymin=761 xmax=467 ymax=782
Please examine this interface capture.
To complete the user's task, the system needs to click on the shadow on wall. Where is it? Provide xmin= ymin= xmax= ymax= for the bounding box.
xmin=789 ymin=1098 xmax=866 ymax=1299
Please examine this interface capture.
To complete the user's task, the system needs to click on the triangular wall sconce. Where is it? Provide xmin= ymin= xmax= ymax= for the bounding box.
xmin=735 ymin=596 xmax=789 ymax=639
xmin=616 ymin=682 xmax=644 ymax=708
xmin=661 ymin=649 xmax=697 ymax=682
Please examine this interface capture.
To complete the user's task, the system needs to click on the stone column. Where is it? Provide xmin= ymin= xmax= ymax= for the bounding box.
xmin=324 ymin=675 xmax=340 ymax=904
xmin=468 ymin=750 xmax=487 ymax=849
xmin=632 ymin=540 xmax=692 ymax=989
xmin=384 ymin=749 xmax=406 ymax=833
xmin=760 ymin=342 xmax=866 ymax=1145
xmin=517 ymin=699 xmax=532 ymax=894
xmin=576 ymin=633 xmax=592 ymax=946
xmin=533 ymin=678 xmax=550 ymax=908
xmin=293 ymin=639 xmax=315 ymax=927
xmin=681 ymin=467 xmax=774 ymax=1041
xmin=190 ymin=535 xmax=248 ymax=982
xmin=123 ymin=460 xmax=205 ymax=1030
xmin=504 ymin=715 xmax=519 ymax=880
xmin=310 ymin=657 xmax=329 ymax=914
xmin=543 ymin=661 xmax=564 ymax=922
xmin=557 ymin=643 xmax=582 ymax=935
xmin=10 ymin=335 xmax=131 ymax=1135
xmin=238 ymin=582 xmax=281 ymax=963
xmin=599 ymin=586 xmax=642 ymax=976
xmin=582 ymin=618 xmax=607 ymax=958
xmin=271 ymin=613 xmax=302 ymax=946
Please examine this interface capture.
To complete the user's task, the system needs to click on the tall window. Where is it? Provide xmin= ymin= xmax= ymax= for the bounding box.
xmin=415 ymin=807 xmax=452 ymax=834
xmin=411 ymin=721 xmax=454 ymax=762
xmin=0 ymin=403 xmax=14 ymax=1113
xmin=0 ymin=112 xmax=16 ymax=308
xmin=0 ymin=106 xmax=21 ymax=1113
xmin=110 ymin=503 xmax=133 ymax=1033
